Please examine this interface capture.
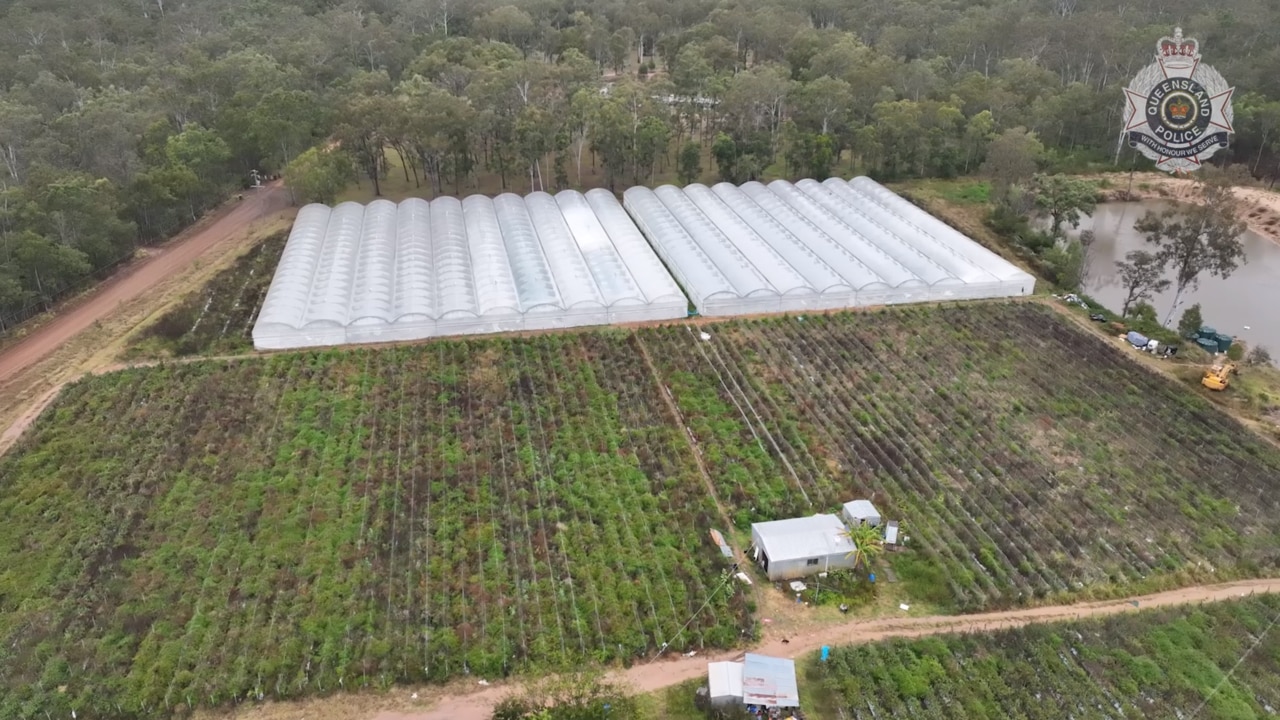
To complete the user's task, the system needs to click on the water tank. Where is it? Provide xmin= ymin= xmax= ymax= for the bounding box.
xmin=1216 ymin=333 xmax=1234 ymax=354
xmin=1196 ymin=337 xmax=1219 ymax=354
xmin=1197 ymin=326 xmax=1217 ymax=339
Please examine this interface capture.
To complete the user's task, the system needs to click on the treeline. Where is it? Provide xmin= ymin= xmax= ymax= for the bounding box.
xmin=6 ymin=0 xmax=1280 ymax=331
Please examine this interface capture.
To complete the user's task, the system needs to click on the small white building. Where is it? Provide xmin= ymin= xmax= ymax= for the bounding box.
xmin=842 ymin=499 xmax=882 ymax=528
xmin=750 ymin=514 xmax=856 ymax=581
xmin=707 ymin=654 xmax=800 ymax=710
xmin=707 ymin=661 xmax=744 ymax=707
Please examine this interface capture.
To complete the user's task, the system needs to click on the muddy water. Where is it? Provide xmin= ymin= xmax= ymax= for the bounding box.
xmin=1073 ymin=200 xmax=1280 ymax=352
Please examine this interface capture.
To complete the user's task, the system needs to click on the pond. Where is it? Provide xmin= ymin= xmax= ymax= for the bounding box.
xmin=1072 ymin=200 xmax=1280 ymax=353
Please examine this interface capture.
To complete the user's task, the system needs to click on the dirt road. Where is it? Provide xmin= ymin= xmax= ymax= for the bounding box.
xmin=0 ymin=184 xmax=288 ymax=384
xmin=200 ymin=577 xmax=1278 ymax=720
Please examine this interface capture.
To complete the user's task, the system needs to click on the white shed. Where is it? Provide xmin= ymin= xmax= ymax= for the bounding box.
xmin=750 ymin=514 xmax=856 ymax=581
xmin=884 ymin=520 xmax=900 ymax=545
xmin=707 ymin=661 xmax=744 ymax=707
xmin=842 ymin=500 xmax=882 ymax=528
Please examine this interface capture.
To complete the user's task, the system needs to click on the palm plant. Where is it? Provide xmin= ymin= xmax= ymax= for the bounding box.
xmin=843 ymin=522 xmax=885 ymax=571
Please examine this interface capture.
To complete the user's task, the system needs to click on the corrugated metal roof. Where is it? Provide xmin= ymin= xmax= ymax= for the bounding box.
xmin=752 ymin=514 xmax=853 ymax=562
xmin=743 ymin=653 xmax=800 ymax=707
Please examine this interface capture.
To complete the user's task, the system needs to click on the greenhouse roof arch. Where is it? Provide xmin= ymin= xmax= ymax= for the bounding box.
xmin=622 ymin=177 xmax=1034 ymax=316
xmin=252 ymin=190 xmax=690 ymax=350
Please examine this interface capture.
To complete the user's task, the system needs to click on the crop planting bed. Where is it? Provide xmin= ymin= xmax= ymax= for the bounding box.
xmin=639 ymin=303 xmax=1280 ymax=609
xmin=814 ymin=595 xmax=1280 ymax=718
xmin=129 ymin=231 xmax=286 ymax=357
xmin=0 ymin=335 xmax=747 ymax=717
xmin=3 ymin=302 xmax=1280 ymax=717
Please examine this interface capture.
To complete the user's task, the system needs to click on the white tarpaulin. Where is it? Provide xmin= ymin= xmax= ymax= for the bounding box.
xmin=707 ymin=661 xmax=744 ymax=706
xmin=743 ymin=653 xmax=800 ymax=707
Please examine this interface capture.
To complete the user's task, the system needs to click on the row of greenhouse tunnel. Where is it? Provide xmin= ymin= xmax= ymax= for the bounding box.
xmin=252 ymin=178 xmax=1036 ymax=350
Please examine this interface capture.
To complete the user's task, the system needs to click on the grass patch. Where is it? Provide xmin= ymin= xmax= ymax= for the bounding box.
xmin=889 ymin=551 xmax=955 ymax=611
xmin=935 ymin=179 xmax=991 ymax=204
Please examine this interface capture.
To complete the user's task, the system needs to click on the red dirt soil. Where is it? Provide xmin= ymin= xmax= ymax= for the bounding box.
xmin=0 ymin=183 xmax=288 ymax=385
xmin=203 ymin=577 xmax=1279 ymax=720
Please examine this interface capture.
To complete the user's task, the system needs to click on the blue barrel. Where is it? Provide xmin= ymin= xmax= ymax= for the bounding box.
xmin=822 ymin=646 xmax=831 ymax=662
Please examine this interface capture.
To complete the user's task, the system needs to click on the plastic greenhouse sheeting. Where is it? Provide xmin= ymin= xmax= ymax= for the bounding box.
xmin=622 ymin=178 xmax=1034 ymax=316
xmin=253 ymin=191 xmax=689 ymax=350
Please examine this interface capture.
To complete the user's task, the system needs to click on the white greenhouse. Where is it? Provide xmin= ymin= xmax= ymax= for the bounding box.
xmin=252 ymin=189 xmax=690 ymax=350
xmin=622 ymin=177 xmax=1034 ymax=316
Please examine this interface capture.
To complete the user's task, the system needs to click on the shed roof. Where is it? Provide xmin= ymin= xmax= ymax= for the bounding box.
xmin=708 ymin=661 xmax=743 ymax=699
xmin=743 ymin=653 xmax=800 ymax=707
xmin=843 ymin=499 xmax=881 ymax=519
xmin=752 ymin=514 xmax=853 ymax=562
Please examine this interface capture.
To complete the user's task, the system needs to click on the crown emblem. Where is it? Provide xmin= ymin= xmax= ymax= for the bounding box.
xmin=1158 ymin=28 xmax=1199 ymax=71
xmin=1168 ymin=101 xmax=1191 ymax=120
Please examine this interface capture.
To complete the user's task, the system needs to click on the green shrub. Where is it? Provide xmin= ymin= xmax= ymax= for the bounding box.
xmin=1178 ymin=304 xmax=1203 ymax=339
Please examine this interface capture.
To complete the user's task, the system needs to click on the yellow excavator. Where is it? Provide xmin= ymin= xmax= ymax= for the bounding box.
xmin=1202 ymin=362 xmax=1237 ymax=391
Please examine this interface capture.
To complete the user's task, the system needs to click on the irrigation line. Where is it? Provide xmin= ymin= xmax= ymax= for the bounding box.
xmin=535 ymin=340 xmax=604 ymax=655
xmin=686 ymin=325 xmax=812 ymax=507
xmin=565 ymin=352 xmax=646 ymax=657
xmin=495 ymin=402 xmax=532 ymax=658
xmin=510 ymin=342 xmax=570 ymax=657
xmin=461 ymin=345 xmax=484 ymax=665
xmin=384 ymin=354 xmax=409 ymax=675
xmin=607 ymin=336 xmax=719 ymax=642
xmin=402 ymin=355 xmax=424 ymax=678
xmin=1187 ymin=601 xmax=1280 ymax=719
xmin=646 ymin=567 xmax=738 ymax=663
xmin=477 ymin=366 xmax=512 ymax=674
xmin=520 ymin=340 xmax=585 ymax=657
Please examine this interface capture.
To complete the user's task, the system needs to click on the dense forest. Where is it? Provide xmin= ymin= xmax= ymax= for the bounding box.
xmin=4 ymin=0 xmax=1280 ymax=331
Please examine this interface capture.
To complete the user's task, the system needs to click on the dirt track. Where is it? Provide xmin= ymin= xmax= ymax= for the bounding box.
xmin=0 ymin=184 xmax=287 ymax=383
xmin=200 ymin=577 xmax=1279 ymax=720
xmin=0 ymin=185 xmax=289 ymax=454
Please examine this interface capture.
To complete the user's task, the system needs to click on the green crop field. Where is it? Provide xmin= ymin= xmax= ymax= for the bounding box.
xmin=811 ymin=595 xmax=1280 ymax=719
xmin=3 ymin=303 xmax=1280 ymax=717
xmin=0 ymin=335 xmax=750 ymax=717
xmin=641 ymin=304 xmax=1280 ymax=609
